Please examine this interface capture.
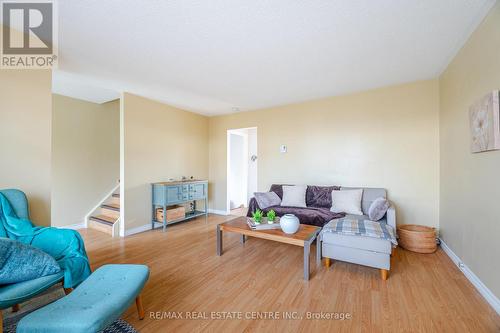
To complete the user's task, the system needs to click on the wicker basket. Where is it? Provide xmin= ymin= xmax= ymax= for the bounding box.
xmin=397 ymin=224 xmax=437 ymax=253
xmin=156 ymin=205 xmax=185 ymax=222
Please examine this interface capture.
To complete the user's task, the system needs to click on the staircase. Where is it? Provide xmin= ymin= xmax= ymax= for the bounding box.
xmin=88 ymin=191 xmax=120 ymax=236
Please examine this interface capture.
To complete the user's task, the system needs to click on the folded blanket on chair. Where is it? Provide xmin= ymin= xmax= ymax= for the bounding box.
xmin=322 ymin=218 xmax=398 ymax=246
xmin=0 ymin=193 xmax=91 ymax=288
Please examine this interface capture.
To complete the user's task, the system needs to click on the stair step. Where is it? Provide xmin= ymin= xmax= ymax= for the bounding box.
xmin=112 ymin=193 xmax=120 ymax=198
xmin=101 ymin=203 xmax=120 ymax=212
xmin=88 ymin=220 xmax=113 ymax=235
xmin=89 ymin=215 xmax=117 ymax=226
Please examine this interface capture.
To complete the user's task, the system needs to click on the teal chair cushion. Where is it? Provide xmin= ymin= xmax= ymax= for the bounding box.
xmin=17 ymin=264 xmax=150 ymax=333
xmin=0 ymin=238 xmax=61 ymax=284
xmin=0 ymin=271 xmax=64 ymax=309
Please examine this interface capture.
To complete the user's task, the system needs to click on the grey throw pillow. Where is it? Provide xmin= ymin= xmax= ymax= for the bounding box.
xmin=368 ymin=197 xmax=390 ymax=221
xmin=254 ymin=192 xmax=281 ymax=209
xmin=0 ymin=238 xmax=61 ymax=284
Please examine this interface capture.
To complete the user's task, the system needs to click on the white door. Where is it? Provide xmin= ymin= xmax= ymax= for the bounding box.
xmin=228 ymin=132 xmax=247 ymax=209
xmin=227 ymin=128 xmax=257 ymax=213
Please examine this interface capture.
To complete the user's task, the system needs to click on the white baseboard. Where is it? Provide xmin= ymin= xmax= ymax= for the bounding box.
xmin=56 ymin=222 xmax=86 ymax=230
xmin=125 ymin=210 xmax=226 ymax=236
xmin=439 ymin=238 xmax=500 ymax=315
xmin=208 ymin=209 xmax=229 ymax=215
xmin=124 ymin=223 xmax=153 ymax=236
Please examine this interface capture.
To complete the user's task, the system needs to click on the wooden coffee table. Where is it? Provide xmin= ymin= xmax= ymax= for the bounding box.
xmin=216 ymin=217 xmax=321 ymax=280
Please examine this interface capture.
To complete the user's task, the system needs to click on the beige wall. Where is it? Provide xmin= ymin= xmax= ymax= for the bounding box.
xmin=122 ymin=93 xmax=209 ymax=231
xmin=51 ymin=94 xmax=120 ymax=227
xmin=209 ymin=80 xmax=440 ymax=227
xmin=0 ymin=70 xmax=52 ymax=226
xmin=439 ymin=3 xmax=500 ymax=298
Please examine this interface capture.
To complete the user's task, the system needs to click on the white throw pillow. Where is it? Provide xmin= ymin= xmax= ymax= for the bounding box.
xmin=331 ymin=189 xmax=363 ymax=215
xmin=280 ymin=185 xmax=307 ymax=208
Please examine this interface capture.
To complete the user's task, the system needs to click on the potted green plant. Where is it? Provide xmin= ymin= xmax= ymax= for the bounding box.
xmin=266 ymin=210 xmax=276 ymax=224
xmin=252 ymin=209 xmax=263 ymax=224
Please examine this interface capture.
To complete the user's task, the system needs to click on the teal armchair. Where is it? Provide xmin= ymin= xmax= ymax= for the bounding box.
xmin=0 ymin=189 xmax=70 ymax=322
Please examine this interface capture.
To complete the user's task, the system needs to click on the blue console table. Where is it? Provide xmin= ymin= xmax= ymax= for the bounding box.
xmin=151 ymin=180 xmax=208 ymax=232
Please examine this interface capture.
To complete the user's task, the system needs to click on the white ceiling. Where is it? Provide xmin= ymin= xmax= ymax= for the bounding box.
xmin=55 ymin=0 xmax=495 ymax=114
xmin=53 ymin=71 xmax=120 ymax=103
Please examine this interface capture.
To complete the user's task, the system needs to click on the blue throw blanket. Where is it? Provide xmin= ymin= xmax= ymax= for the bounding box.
xmin=0 ymin=193 xmax=91 ymax=288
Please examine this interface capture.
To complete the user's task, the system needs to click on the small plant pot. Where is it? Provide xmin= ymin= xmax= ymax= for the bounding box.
xmin=268 ymin=220 xmax=275 ymax=224
xmin=254 ymin=220 xmax=261 ymax=225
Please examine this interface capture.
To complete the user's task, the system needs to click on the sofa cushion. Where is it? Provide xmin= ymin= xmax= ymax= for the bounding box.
xmin=254 ymin=192 xmax=281 ymax=209
xmin=331 ymin=189 xmax=363 ymax=215
xmin=0 ymin=238 xmax=61 ymax=285
xmin=281 ymin=185 xmax=307 ymax=208
xmin=344 ymin=214 xmax=387 ymax=224
xmin=344 ymin=213 xmax=368 ymax=220
xmin=306 ymin=185 xmax=340 ymax=208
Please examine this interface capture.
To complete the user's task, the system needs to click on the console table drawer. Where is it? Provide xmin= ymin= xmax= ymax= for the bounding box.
xmin=166 ymin=186 xmax=182 ymax=204
xmin=189 ymin=183 xmax=206 ymax=200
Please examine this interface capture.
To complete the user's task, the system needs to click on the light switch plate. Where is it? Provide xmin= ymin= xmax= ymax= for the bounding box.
xmin=280 ymin=145 xmax=287 ymax=153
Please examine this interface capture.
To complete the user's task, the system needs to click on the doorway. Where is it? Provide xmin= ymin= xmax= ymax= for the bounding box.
xmin=227 ymin=127 xmax=257 ymax=216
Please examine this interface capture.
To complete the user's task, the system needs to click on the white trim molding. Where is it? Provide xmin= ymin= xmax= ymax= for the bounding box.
xmin=124 ymin=223 xmax=152 ymax=236
xmin=124 ymin=222 xmax=165 ymax=236
xmin=440 ymin=238 xmax=500 ymax=315
xmin=208 ymin=209 xmax=229 ymax=216
xmin=119 ymin=93 xmax=125 ymax=237
xmin=57 ymin=222 xmax=86 ymax=230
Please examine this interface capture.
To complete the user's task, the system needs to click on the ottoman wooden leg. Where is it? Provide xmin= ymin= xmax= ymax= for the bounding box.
xmin=136 ymin=295 xmax=145 ymax=320
xmin=64 ymin=288 xmax=73 ymax=295
xmin=12 ymin=304 xmax=20 ymax=312
xmin=324 ymin=257 xmax=331 ymax=268
xmin=380 ymin=269 xmax=389 ymax=281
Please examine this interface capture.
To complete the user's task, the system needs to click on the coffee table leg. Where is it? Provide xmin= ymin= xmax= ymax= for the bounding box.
xmin=240 ymin=235 xmax=246 ymax=244
xmin=304 ymin=240 xmax=311 ymax=280
xmin=216 ymin=225 xmax=222 ymax=256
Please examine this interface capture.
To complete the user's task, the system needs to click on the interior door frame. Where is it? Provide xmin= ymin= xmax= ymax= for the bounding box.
xmin=226 ymin=127 xmax=257 ymax=215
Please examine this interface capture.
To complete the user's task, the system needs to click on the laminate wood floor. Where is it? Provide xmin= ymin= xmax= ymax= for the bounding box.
xmin=80 ymin=214 xmax=500 ymax=333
